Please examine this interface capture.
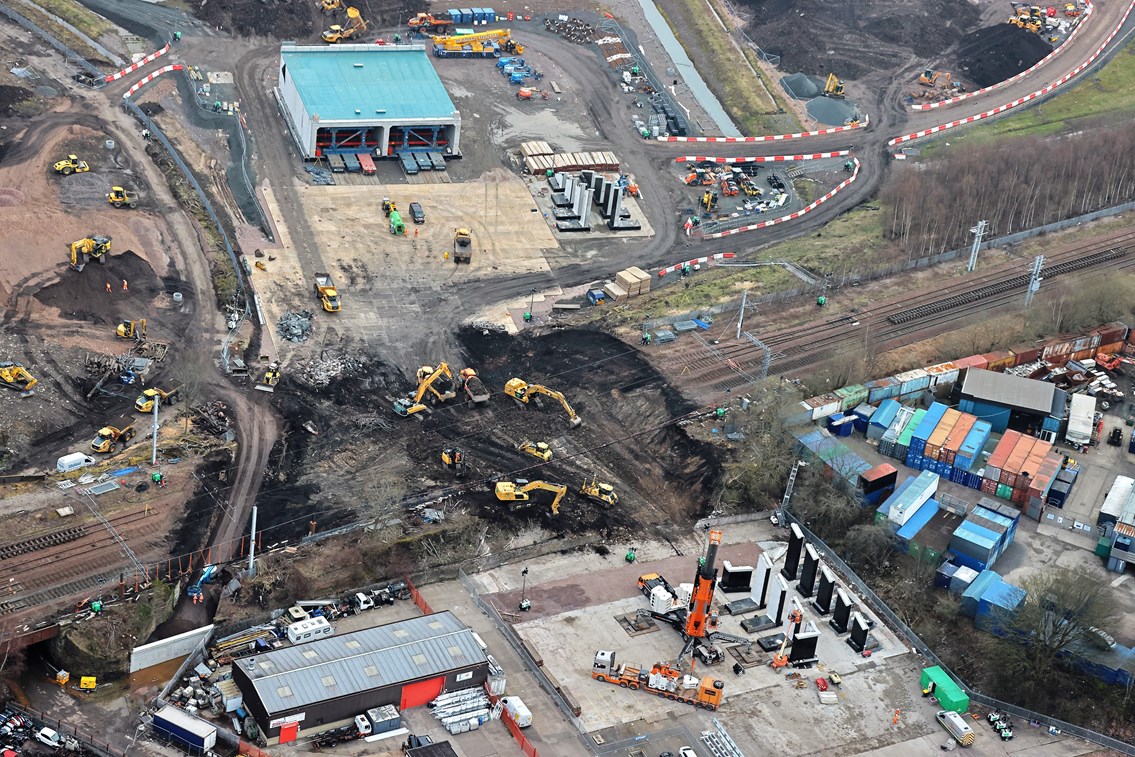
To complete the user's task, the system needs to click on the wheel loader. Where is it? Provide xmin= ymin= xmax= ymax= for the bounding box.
xmin=107 ymin=187 xmax=137 ymax=208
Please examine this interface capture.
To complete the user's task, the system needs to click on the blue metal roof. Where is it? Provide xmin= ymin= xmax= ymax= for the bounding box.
xmin=236 ymin=611 xmax=486 ymax=714
xmin=896 ymin=499 xmax=939 ymax=541
xmin=281 ymin=44 xmax=456 ymax=123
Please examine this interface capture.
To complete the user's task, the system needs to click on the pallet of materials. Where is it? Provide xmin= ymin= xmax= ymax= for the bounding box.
xmin=603 ymin=282 xmax=628 ymax=301
xmin=524 ymin=151 xmax=620 ymax=175
xmin=615 ymin=267 xmax=651 ymax=296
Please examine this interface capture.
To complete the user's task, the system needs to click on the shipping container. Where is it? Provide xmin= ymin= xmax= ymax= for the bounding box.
xmin=875 ymin=476 xmax=911 ymax=525
xmin=807 ymin=392 xmax=841 ymax=420
xmin=960 ymin=570 xmax=999 ymax=616
xmin=895 ymin=408 xmax=926 ymax=463
xmin=895 ymin=368 xmax=931 ymax=397
xmin=152 ymin=706 xmax=218 ymax=752
xmin=895 ymin=499 xmax=940 ymax=550
xmin=924 ymin=362 xmax=960 ymax=388
xmin=1098 ymin=321 xmax=1129 ymax=345
xmin=911 ymin=402 xmax=950 ymax=455
xmin=886 ymin=471 xmax=940 ymax=528
xmin=955 ymin=420 xmax=993 ymax=471
xmin=1010 ymin=488 xmax=1027 ymax=506
xmin=1072 ymin=348 xmax=1097 ymax=362
xmin=1000 ymin=435 xmax=1038 ymax=488
xmin=1046 ymin=479 xmax=1071 ymax=507
xmin=957 ymin=397 xmax=1012 ymax=433
xmin=867 ymin=399 xmax=901 ymax=441
xmin=982 ymin=350 xmax=1017 ymax=373
xmin=935 ymin=561 xmax=959 ymax=589
xmin=1099 ymin=341 xmax=1126 ymax=356
xmin=980 ymin=478 xmax=998 ymax=496
xmin=950 ymin=565 xmax=980 ymax=594
xmin=866 ymin=377 xmax=902 ymax=404
xmin=1012 ymin=347 xmax=1040 ymax=366
xmin=996 ymin=483 xmax=1013 ymax=500
xmin=953 ymin=354 xmax=989 ymax=374
xmin=925 ymin=409 xmax=961 ymax=462
xmin=835 ymin=384 xmax=868 ymax=412
xmin=942 ymin=413 xmax=976 ymax=466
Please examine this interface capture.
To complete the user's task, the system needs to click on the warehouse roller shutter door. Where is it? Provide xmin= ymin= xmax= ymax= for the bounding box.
xmin=401 ymin=676 xmax=445 ymax=709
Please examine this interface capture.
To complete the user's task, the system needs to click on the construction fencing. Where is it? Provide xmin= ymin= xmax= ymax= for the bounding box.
xmin=780 ymin=508 xmax=1135 ymax=756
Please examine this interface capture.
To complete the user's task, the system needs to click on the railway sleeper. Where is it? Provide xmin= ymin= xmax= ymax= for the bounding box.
xmin=0 ymin=527 xmax=87 ymax=560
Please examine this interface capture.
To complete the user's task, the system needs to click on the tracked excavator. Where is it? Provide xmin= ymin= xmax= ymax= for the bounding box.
xmin=323 ymin=7 xmax=367 ymax=42
xmin=516 ymin=440 xmax=552 ymax=461
xmin=394 ymin=362 xmax=456 ymax=416
xmin=69 ymin=235 xmax=111 ymax=271
xmin=320 ymin=0 xmax=344 ymax=13
xmin=504 ymin=378 xmax=582 ymax=428
xmin=0 ymin=362 xmax=37 ymax=397
xmin=441 ymin=447 xmax=469 ymax=477
xmin=822 ymin=73 xmax=845 ymax=98
xmin=495 ymin=480 xmax=567 ymax=515
xmin=637 ymin=529 xmax=753 ymax=666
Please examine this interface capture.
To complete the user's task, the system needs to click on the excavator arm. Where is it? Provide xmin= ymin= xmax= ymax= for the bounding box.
xmin=504 ymin=378 xmax=583 ymax=427
xmin=524 ymin=481 xmax=567 ymax=515
xmin=395 ymin=362 xmax=455 ymax=416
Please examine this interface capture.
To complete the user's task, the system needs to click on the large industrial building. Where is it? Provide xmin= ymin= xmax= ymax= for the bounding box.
xmin=277 ymin=43 xmax=461 ymax=159
xmin=958 ymin=368 xmax=1065 ymax=434
xmin=232 ymin=612 xmax=489 ymax=744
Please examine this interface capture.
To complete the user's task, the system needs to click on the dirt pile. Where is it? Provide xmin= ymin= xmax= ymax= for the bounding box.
xmin=190 ymin=0 xmax=404 ymax=38
xmin=955 ymin=25 xmax=1052 ymax=87
xmin=34 ymin=251 xmax=165 ymax=325
xmin=740 ymin=0 xmax=981 ymax=79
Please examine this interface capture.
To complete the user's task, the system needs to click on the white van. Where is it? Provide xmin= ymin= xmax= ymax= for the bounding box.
xmin=501 ymin=697 xmax=532 ymax=728
xmin=56 ymin=453 xmax=96 ymax=473
xmin=286 ymin=615 xmax=334 ymax=644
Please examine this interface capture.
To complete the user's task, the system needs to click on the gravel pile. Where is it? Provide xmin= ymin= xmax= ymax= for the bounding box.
xmin=293 ymin=353 xmax=367 ymax=388
xmin=278 ymin=311 xmax=314 ymax=342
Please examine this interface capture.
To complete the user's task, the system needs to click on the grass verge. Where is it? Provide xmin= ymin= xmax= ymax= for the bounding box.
xmin=654 ymin=0 xmax=799 ymax=136
xmin=28 ymin=0 xmax=114 ymax=41
xmin=13 ymin=1 xmax=111 ymax=66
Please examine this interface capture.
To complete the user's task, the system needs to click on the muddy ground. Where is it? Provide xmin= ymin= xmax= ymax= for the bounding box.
xmin=253 ymin=328 xmax=721 ymax=552
xmin=956 ymin=24 xmax=1053 ymax=87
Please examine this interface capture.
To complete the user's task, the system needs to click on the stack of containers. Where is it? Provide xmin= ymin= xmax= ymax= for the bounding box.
xmin=865 ymin=377 xmax=902 ymax=404
xmin=925 ymin=362 xmax=961 ymax=390
xmin=981 ymin=431 xmax=1021 ymax=496
xmin=867 ymin=399 xmax=900 ymax=441
xmin=952 ymin=420 xmax=993 ymax=488
xmin=884 ymin=470 xmax=940 ymax=530
xmin=874 ymin=476 xmax=912 ymax=526
xmin=973 ymin=499 xmax=1019 ymax=546
xmin=835 ymin=384 xmax=868 ymax=413
xmin=1025 ymin=451 xmax=1064 ymax=519
xmin=895 ymin=408 xmax=926 ymax=462
xmin=850 ymin=403 xmax=876 ymax=433
xmin=923 ymin=408 xmax=961 ymax=474
xmin=1047 ymin=466 xmax=1079 ymax=508
xmin=960 ymin=570 xmax=1000 ymax=617
xmin=1012 ymin=438 xmax=1053 ymax=507
xmin=895 ymin=498 xmax=941 ymax=557
xmin=998 ymin=433 xmax=1037 ymax=500
xmin=858 ymin=464 xmax=898 ymax=507
xmin=948 ymin=519 xmax=1001 ymax=571
xmin=907 ymin=402 xmax=949 ymax=469
xmin=974 ymin=575 xmax=1024 ymax=634
xmin=880 ymin=405 xmax=916 ymax=458
xmin=895 ymin=368 xmax=931 ymax=400
xmin=941 ymin=412 xmax=976 ymax=469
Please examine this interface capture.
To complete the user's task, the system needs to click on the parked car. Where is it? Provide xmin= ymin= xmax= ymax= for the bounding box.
xmin=35 ymin=729 xmax=61 ymax=749
xmin=409 ymin=202 xmax=425 ymax=224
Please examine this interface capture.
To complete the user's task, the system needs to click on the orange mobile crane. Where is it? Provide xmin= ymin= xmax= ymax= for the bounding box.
xmin=638 ymin=529 xmax=752 ymax=666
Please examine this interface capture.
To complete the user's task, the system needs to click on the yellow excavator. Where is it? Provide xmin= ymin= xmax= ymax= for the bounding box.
xmin=580 ymin=477 xmax=618 ymax=506
xmin=69 ymin=235 xmax=111 ymax=272
xmin=441 ymin=447 xmax=468 ymax=477
xmin=504 ymin=378 xmax=582 ymax=428
xmin=0 ymin=362 xmax=37 ymax=397
xmin=822 ymin=73 xmax=845 ymax=98
xmin=394 ymin=362 xmax=456 ymax=416
xmin=323 ymin=6 xmax=367 ymax=42
xmin=517 ymin=440 xmax=552 ymax=462
xmin=320 ymin=0 xmax=344 ymax=13
xmin=495 ymin=480 xmax=568 ymax=515
xmin=116 ymin=319 xmax=146 ymax=341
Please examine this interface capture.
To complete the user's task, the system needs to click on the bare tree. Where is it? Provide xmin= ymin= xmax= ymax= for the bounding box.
xmin=840 ymin=524 xmax=894 ymax=576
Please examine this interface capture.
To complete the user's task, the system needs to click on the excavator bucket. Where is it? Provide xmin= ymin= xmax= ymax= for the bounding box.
xmin=568 ymin=416 xmax=582 ymax=429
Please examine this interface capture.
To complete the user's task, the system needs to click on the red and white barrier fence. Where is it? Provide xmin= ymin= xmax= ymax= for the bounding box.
xmin=657 ymin=114 xmax=869 ymax=143
xmin=657 ymin=252 xmax=736 ymax=277
xmin=912 ymin=1 xmax=1093 ymax=110
xmin=105 ymin=43 xmax=171 ymax=83
xmin=123 ymin=64 xmax=184 ymax=99
xmin=891 ymin=0 xmax=1135 ymax=147
xmin=676 ymin=150 xmax=850 ymax=164
xmin=704 ymin=158 xmax=861 ymax=238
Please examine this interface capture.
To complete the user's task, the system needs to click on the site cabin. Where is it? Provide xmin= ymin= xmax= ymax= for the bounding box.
xmin=501 ymin=696 xmax=532 ymax=728
xmin=286 ymin=615 xmax=334 ymax=644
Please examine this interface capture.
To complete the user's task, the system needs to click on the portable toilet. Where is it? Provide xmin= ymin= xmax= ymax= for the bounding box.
xmin=448 ymin=8 xmax=461 ymax=23
xmin=483 ymin=7 xmax=496 ymax=21
xmin=459 ymin=8 xmax=474 ymax=23
xmin=471 ymin=7 xmax=485 ymax=23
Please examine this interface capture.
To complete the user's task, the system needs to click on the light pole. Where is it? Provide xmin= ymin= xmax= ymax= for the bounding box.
xmin=518 ymin=567 xmax=531 ymax=611
xmin=775 ymin=459 xmax=807 ymax=526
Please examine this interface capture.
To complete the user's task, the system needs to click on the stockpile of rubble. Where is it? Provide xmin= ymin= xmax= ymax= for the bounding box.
xmin=292 ymin=352 xmax=367 ymax=388
xmin=278 ymin=311 xmax=314 ymax=342
xmin=193 ymin=401 xmax=233 ymax=435
xmin=544 ymin=16 xmax=598 ymax=43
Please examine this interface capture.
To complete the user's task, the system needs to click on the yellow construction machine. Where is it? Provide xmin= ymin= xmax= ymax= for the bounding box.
xmin=432 ymin=28 xmax=523 ymax=56
xmin=822 ymin=73 xmax=845 ymax=98
xmin=495 ymin=479 xmax=568 ymax=515
xmin=394 ymin=362 xmax=456 ymax=416
xmin=135 ymin=385 xmax=181 ymax=413
xmin=91 ymin=416 xmax=137 ymax=453
xmin=107 ymin=187 xmax=137 ymax=208
xmin=323 ymin=6 xmax=367 ymax=42
xmin=53 ymin=155 xmax=90 ymax=175
xmin=453 ymin=228 xmax=473 ymax=264
xmin=320 ymin=0 xmax=344 ymax=13
xmin=257 ymin=362 xmax=282 ymax=393
xmin=0 ymin=362 xmax=37 ymax=397
xmin=579 ymin=477 xmax=618 ymax=506
xmin=516 ymin=440 xmax=552 ymax=462
xmin=69 ymin=235 xmax=111 ymax=272
xmin=504 ymin=377 xmax=582 ymax=428
xmin=441 ymin=447 xmax=469 ymax=477
xmin=116 ymin=319 xmax=146 ymax=341
xmin=408 ymin=12 xmax=454 ymax=33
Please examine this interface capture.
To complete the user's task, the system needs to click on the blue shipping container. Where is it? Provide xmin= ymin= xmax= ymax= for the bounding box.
xmin=483 ymin=7 xmax=496 ymax=21
xmin=950 ymin=549 xmax=989 ymax=573
xmin=956 ymin=420 xmax=993 ymax=470
xmin=896 ymin=499 xmax=939 ymax=543
xmin=868 ymin=399 xmax=901 ymax=440
xmin=866 ymin=377 xmax=902 ymax=404
xmin=911 ymin=403 xmax=950 ymax=451
xmin=958 ymin=398 xmax=1012 ymax=433
xmin=960 ymin=570 xmax=1000 ymax=617
xmin=935 ymin=561 xmax=959 ymax=589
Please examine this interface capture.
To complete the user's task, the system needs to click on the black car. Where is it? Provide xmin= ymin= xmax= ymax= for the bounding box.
xmin=409 ymin=202 xmax=426 ymax=224
xmin=1109 ymin=427 xmax=1124 ymax=446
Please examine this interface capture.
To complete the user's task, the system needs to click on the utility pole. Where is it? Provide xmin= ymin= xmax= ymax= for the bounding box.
xmin=1025 ymin=255 xmax=1044 ymax=307
xmin=777 ymin=459 xmax=807 ymax=526
xmin=736 ymin=289 xmax=748 ymax=339
xmin=248 ymin=506 xmax=258 ymax=577
xmin=518 ymin=567 xmax=530 ymax=611
xmin=966 ymin=220 xmax=988 ymax=273
xmin=151 ymin=397 xmax=159 ymax=466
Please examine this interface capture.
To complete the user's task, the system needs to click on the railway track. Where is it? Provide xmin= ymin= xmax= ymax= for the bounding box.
xmin=660 ymin=230 xmax=1135 ymax=395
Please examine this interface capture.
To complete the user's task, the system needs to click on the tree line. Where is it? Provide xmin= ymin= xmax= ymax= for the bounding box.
xmin=880 ymin=128 xmax=1135 ymax=257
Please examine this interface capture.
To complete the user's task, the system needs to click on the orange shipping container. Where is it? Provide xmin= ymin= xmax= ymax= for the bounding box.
xmin=1072 ymin=348 xmax=1096 ymax=362
xmin=943 ymin=414 xmax=976 ymax=455
xmin=927 ymin=409 xmax=961 ymax=461
xmin=987 ymin=430 xmax=1022 ymax=470
xmin=1099 ymin=341 xmax=1126 ymax=356
xmin=983 ymin=350 xmax=1017 ymax=373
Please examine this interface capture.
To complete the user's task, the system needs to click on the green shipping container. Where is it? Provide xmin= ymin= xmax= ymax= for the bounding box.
xmin=996 ymin=483 xmax=1013 ymax=500
xmin=835 ymin=384 xmax=868 ymax=412
xmin=920 ymin=666 xmax=970 ymax=713
xmin=1096 ymin=537 xmax=1113 ymax=558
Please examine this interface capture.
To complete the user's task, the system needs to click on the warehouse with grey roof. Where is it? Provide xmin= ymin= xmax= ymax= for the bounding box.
xmin=277 ymin=43 xmax=461 ymax=159
xmin=232 ymin=612 xmax=488 ymax=744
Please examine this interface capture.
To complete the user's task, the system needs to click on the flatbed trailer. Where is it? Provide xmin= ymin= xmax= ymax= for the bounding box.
xmin=357 ymin=152 xmax=376 ymax=175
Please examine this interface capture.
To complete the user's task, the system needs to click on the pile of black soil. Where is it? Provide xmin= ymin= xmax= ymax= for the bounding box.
xmin=956 ymin=24 xmax=1052 ymax=87
xmin=170 ymin=450 xmax=233 ymax=558
xmin=35 ymin=251 xmax=165 ymax=324
xmin=740 ymin=0 xmax=981 ymax=79
xmin=0 ymin=85 xmax=31 ymax=116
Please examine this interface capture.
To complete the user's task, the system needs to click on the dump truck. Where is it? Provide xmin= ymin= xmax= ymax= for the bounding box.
xmin=591 ymin=650 xmax=723 ymax=710
xmin=407 ymin=11 xmax=453 ymax=33
xmin=135 ymin=385 xmax=181 ymax=413
xmin=313 ymin=273 xmax=341 ymax=312
xmin=322 ymin=6 xmax=367 ymax=42
xmin=458 ymin=367 xmax=490 ymax=404
xmin=91 ymin=416 xmax=137 ymax=453
xmin=453 ymin=228 xmax=473 ymax=264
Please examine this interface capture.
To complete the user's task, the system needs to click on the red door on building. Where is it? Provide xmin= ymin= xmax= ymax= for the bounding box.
xmin=400 ymin=676 xmax=445 ymax=709
xmin=279 ymin=722 xmax=299 ymax=744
